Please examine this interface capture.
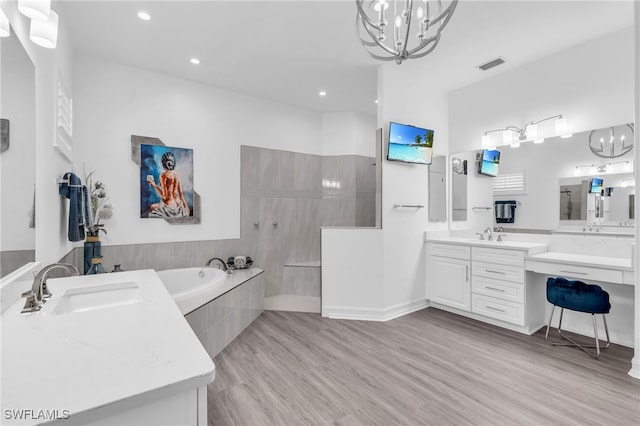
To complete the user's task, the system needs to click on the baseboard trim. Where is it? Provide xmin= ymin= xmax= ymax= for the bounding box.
xmin=322 ymin=299 xmax=429 ymax=322
xmin=628 ymin=356 xmax=640 ymax=380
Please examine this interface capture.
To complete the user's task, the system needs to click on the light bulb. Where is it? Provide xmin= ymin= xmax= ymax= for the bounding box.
xmin=395 ymin=15 xmax=402 ymax=28
xmin=373 ymin=0 xmax=389 ymax=12
xmin=416 ymin=6 xmax=424 ymax=19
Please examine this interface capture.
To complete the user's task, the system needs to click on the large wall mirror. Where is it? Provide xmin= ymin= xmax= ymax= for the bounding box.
xmin=449 ymin=124 xmax=634 ymax=233
xmin=1 ymin=28 xmax=36 ymax=278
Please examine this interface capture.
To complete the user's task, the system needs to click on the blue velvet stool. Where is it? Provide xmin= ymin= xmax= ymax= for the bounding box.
xmin=545 ymin=277 xmax=611 ymax=359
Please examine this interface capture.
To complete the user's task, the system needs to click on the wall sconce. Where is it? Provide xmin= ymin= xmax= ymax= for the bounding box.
xmin=482 ymin=114 xmax=569 ymax=148
xmin=17 ymin=0 xmax=58 ymax=48
xmin=0 ymin=7 xmax=10 ymax=37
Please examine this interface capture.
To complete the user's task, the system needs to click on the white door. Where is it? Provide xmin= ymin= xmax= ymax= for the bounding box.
xmin=428 ymin=256 xmax=471 ymax=311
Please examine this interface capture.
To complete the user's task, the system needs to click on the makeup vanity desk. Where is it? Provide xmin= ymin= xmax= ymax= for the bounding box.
xmin=525 ymin=251 xmax=634 ymax=286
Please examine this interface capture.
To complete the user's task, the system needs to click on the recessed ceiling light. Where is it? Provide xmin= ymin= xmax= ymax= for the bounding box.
xmin=137 ymin=11 xmax=151 ymax=21
xmin=318 ymin=91 xmax=327 ymax=97
xmin=190 ymin=58 xmax=200 ymax=65
xmin=374 ymin=99 xmax=378 ymax=104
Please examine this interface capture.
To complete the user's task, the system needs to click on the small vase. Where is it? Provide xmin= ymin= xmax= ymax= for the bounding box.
xmin=84 ymin=235 xmax=102 ymax=274
xmin=87 ymin=256 xmax=106 ymax=274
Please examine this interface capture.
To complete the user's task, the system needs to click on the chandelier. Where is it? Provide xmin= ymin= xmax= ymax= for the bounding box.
xmin=356 ymin=0 xmax=458 ymax=64
xmin=588 ymin=123 xmax=634 ymax=159
xmin=482 ymin=115 xmax=569 ymax=149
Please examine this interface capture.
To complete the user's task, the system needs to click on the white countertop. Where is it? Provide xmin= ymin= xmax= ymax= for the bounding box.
xmin=1 ymin=269 xmax=215 ymax=425
xmin=526 ymin=251 xmax=633 ymax=271
xmin=425 ymin=236 xmax=548 ymax=252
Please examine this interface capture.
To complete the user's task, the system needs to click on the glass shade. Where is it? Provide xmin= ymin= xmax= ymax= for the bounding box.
xmin=30 ymin=9 xmax=58 ymax=48
xmin=502 ymin=130 xmax=513 ymax=144
xmin=482 ymin=134 xmax=494 ymax=149
xmin=0 ymin=7 xmax=10 ymax=37
xmin=18 ymin=0 xmax=51 ymax=21
xmin=526 ymin=124 xmax=537 ymax=140
xmin=555 ymin=117 xmax=567 ymax=135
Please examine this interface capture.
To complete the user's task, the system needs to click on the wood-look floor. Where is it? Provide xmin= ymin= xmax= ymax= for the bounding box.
xmin=208 ymin=308 xmax=640 ymax=426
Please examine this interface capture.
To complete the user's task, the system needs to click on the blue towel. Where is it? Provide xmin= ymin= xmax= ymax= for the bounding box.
xmin=59 ymin=172 xmax=85 ymax=242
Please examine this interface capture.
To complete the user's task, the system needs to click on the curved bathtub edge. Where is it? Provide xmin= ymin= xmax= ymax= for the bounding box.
xmin=179 ymin=267 xmax=264 ymax=316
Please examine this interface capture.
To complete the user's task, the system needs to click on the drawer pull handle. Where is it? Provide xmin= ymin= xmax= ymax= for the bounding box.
xmin=485 ymin=269 xmax=506 ymax=275
xmin=559 ymin=270 xmax=588 ymax=276
xmin=486 ymin=306 xmax=506 ymax=313
xmin=486 ymin=286 xmax=505 ymax=292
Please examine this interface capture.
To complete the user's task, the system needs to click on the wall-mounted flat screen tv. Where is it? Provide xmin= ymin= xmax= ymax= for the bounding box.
xmin=387 ymin=122 xmax=434 ymax=165
xmin=478 ymin=149 xmax=501 ymax=177
xmin=589 ymin=177 xmax=604 ymax=194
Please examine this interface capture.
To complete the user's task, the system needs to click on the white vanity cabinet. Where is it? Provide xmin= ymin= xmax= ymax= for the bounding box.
xmin=471 ymin=247 xmax=526 ymax=326
xmin=426 ymin=243 xmax=471 ymax=311
xmin=425 ymin=238 xmax=548 ymax=335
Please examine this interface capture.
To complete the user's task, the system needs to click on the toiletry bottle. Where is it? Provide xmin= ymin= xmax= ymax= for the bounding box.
xmin=111 ymin=264 xmax=124 ymax=273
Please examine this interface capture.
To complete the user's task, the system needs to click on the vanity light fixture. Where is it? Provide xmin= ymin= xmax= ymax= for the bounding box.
xmin=355 ymin=0 xmax=458 ymax=64
xmin=29 ymin=8 xmax=58 ymax=48
xmin=481 ymin=114 xmax=568 ymax=149
xmin=18 ymin=0 xmax=51 ymax=21
xmin=0 ymin=7 xmax=10 ymax=37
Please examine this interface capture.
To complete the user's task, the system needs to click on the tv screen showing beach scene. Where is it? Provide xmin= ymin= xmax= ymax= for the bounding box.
xmin=387 ymin=122 xmax=434 ymax=165
xmin=478 ymin=149 xmax=500 ymax=177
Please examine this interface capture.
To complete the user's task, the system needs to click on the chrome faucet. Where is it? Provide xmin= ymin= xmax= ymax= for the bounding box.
xmin=21 ymin=263 xmax=79 ymax=314
xmin=205 ymin=257 xmax=232 ymax=274
xmin=484 ymin=227 xmax=494 ymax=241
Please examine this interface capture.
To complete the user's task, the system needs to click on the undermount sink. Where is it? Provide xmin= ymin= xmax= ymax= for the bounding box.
xmin=52 ymin=281 xmax=142 ymax=315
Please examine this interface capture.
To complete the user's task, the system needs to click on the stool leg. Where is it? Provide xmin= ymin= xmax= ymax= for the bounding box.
xmin=601 ymin=314 xmax=611 ymax=349
xmin=545 ymin=305 xmax=556 ymax=341
xmin=592 ymin=314 xmax=600 ymax=359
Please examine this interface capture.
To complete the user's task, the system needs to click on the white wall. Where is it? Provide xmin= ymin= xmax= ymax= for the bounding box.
xmin=449 ymin=28 xmax=634 ymax=154
xmin=449 ymin=27 xmax=635 ymax=233
xmin=2 ymin=1 xmax=76 ymax=266
xmin=321 ymin=112 xmax=376 ymax=157
xmin=73 ymin=55 xmax=324 ymax=246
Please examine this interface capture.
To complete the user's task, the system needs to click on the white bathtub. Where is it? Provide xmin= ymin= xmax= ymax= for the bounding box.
xmin=156 ymin=267 xmax=227 ymax=315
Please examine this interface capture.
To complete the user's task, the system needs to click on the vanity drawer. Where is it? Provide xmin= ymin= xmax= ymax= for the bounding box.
xmin=525 ymin=260 xmax=624 ymax=284
xmin=472 ymin=276 xmax=524 ymax=304
xmin=472 ymin=261 xmax=524 ymax=284
xmin=472 ymin=247 xmax=524 ymax=267
xmin=428 ymin=243 xmax=470 ymax=260
xmin=472 ymin=294 xmax=525 ymax=326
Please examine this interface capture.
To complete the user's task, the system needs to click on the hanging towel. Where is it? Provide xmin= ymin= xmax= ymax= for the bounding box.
xmin=59 ymin=172 xmax=85 ymax=242
xmin=495 ymin=200 xmax=516 ymax=224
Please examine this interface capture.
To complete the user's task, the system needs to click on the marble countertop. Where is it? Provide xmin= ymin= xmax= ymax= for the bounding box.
xmin=1 ymin=269 xmax=215 ymax=425
xmin=526 ymin=251 xmax=633 ymax=271
xmin=425 ymin=235 xmax=548 ymax=252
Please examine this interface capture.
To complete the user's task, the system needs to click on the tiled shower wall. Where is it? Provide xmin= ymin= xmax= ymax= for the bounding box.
xmin=61 ymin=145 xmax=376 ymax=301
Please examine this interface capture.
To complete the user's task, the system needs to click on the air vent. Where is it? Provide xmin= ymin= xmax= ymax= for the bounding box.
xmin=477 ymin=57 xmax=506 ymax=71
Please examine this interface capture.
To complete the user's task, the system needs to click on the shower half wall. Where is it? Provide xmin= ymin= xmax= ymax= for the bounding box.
xmin=241 ymin=145 xmax=376 ymax=312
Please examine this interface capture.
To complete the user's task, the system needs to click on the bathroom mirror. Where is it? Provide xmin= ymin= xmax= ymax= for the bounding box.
xmin=451 ymin=156 xmax=468 ymax=221
xmin=451 ymin=124 xmax=634 ymax=232
xmin=559 ymin=172 xmax=635 ymax=225
xmin=0 ymin=28 xmax=36 ymax=278
xmin=429 ymin=155 xmax=446 ymax=222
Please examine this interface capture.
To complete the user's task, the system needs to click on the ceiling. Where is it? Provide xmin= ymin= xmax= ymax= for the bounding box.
xmin=59 ymin=1 xmax=634 ymax=117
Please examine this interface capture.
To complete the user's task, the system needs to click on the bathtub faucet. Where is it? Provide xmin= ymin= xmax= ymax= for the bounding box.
xmin=206 ymin=257 xmax=232 ymax=274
